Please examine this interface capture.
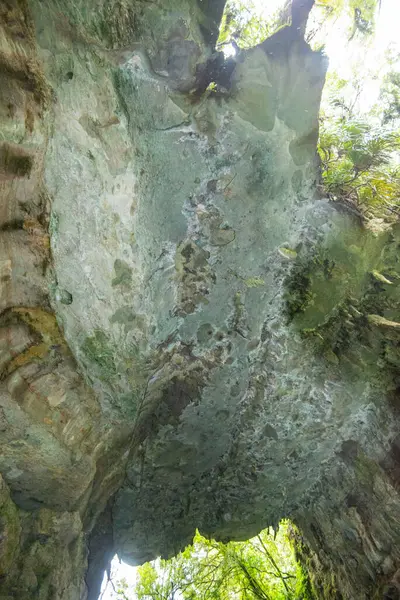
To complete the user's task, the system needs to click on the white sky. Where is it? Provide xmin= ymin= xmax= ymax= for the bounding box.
xmin=325 ymin=0 xmax=399 ymax=71
xmin=320 ymin=0 xmax=400 ymax=114
xmin=100 ymin=556 xmax=138 ymax=600
xmin=100 ymin=2 xmax=400 ymax=597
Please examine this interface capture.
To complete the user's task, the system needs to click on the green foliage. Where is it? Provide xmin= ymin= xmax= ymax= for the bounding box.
xmin=81 ymin=329 xmax=117 ymax=375
xmin=217 ymin=0 xmax=380 ymax=52
xmin=217 ymin=0 xmax=289 ymax=50
xmin=116 ymin=521 xmax=314 ymax=600
xmin=284 ymin=263 xmax=313 ymax=323
xmin=318 ymin=78 xmax=400 ymax=218
xmin=309 ymin=1 xmax=400 ymax=221
xmin=349 ymin=0 xmax=377 ymax=34
xmin=294 ymin=563 xmax=316 ymax=600
xmin=114 ymin=577 xmax=130 ymax=600
xmin=306 ymin=0 xmax=381 ymax=49
xmin=379 ymin=51 xmax=400 ymax=125
xmin=244 ymin=276 xmax=265 ymax=288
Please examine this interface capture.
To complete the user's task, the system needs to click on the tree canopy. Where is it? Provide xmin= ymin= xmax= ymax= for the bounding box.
xmin=112 ymin=522 xmax=313 ymax=600
xmin=318 ymin=74 xmax=400 ymax=218
xmin=217 ymin=0 xmax=382 ymax=50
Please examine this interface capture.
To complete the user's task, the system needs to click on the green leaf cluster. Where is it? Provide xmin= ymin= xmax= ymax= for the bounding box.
xmin=308 ymin=0 xmax=379 ymax=44
xmin=318 ymin=81 xmax=400 ymax=218
xmin=217 ymin=0 xmax=289 ymax=50
xmin=379 ymin=51 xmax=400 ymax=125
xmin=216 ymin=0 xmax=380 ymax=53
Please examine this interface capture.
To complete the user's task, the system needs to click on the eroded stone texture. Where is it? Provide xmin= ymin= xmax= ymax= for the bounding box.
xmin=0 ymin=0 xmax=235 ymax=597
xmin=0 ymin=1 xmax=138 ymax=597
xmin=1 ymin=1 xmax=400 ymax=599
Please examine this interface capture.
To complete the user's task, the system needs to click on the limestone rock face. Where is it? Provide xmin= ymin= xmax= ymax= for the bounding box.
xmin=1 ymin=1 xmax=400 ymax=599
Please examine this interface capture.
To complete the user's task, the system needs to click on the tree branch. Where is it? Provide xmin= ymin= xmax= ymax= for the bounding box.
xmin=256 ymin=535 xmax=291 ymax=593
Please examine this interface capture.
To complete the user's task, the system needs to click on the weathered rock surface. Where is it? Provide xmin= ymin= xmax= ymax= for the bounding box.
xmin=1 ymin=1 xmax=400 ymax=599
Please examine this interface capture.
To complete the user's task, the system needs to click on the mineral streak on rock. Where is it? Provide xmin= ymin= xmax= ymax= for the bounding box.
xmin=1 ymin=1 xmax=400 ymax=599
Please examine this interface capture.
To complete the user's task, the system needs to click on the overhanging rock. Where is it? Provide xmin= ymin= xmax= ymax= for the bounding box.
xmin=1 ymin=1 xmax=400 ymax=599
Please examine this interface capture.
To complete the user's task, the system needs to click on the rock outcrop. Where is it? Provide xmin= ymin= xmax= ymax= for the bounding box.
xmin=1 ymin=1 xmax=399 ymax=599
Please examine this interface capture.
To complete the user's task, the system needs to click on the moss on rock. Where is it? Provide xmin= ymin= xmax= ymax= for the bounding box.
xmin=0 ymin=475 xmax=21 ymax=577
xmin=81 ymin=330 xmax=117 ymax=377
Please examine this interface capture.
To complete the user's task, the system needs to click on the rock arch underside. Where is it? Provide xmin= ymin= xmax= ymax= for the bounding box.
xmin=1 ymin=0 xmax=400 ymax=598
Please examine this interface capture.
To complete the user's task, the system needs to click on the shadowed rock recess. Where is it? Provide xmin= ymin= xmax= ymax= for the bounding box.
xmin=1 ymin=0 xmax=400 ymax=598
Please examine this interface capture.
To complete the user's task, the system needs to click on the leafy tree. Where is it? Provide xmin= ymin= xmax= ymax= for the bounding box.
xmin=115 ymin=521 xmax=313 ymax=600
xmin=378 ymin=49 xmax=400 ymax=125
xmin=306 ymin=0 xmax=380 ymax=46
xmin=216 ymin=1 xmax=381 ymax=54
xmin=381 ymin=70 xmax=400 ymax=125
xmin=318 ymin=70 xmax=400 ymax=218
xmin=115 ymin=578 xmax=130 ymax=600
xmin=217 ymin=0 xmax=290 ymax=50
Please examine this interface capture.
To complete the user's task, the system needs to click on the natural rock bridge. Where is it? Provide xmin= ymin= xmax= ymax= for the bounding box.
xmin=1 ymin=1 xmax=400 ymax=598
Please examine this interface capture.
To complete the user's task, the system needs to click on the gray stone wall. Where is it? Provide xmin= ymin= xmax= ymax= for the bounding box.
xmin=1 ymin=1 xmax=400 ymax=598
